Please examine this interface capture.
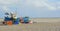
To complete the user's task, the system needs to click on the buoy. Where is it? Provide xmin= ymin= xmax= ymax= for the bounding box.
xmin=3 ymin=21 xmax=7 ymax=25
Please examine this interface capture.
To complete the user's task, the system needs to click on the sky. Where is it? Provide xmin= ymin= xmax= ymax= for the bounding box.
xmin=0 ymin=0 xmax=60 ymax=18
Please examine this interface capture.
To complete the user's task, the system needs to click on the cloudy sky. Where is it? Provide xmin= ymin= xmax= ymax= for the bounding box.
xmin=0 ymin=0 xmax=60 ymax=18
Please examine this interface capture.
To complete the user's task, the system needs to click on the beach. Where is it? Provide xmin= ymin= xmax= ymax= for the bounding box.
xmin=0 ymin=18 xmax=60 ymax=31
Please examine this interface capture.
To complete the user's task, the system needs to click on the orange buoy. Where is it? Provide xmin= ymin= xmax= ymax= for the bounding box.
xmin=7 ymin=21 xmax=12 ymax=25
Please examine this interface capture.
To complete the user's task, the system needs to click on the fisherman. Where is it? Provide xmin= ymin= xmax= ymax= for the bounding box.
xmin=10 ymin=12 xmax=17 ymax=24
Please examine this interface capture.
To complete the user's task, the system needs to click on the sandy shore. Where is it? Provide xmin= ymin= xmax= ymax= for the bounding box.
xmin=0 ymin=18 xmax=60 ymax=31
xmin=0 ymin=22 xmax=60 ymax=31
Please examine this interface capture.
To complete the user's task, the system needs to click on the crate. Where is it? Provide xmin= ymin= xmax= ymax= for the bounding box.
xmin=23 ymin=17 xmax=29 ymax=23
xmin=14 ymin=18 xmax=20 ymax=24
xmin=4 ymin=17 xmax=11 ymax=21
xmin=7 ymin=21 xmax=12 ymax=25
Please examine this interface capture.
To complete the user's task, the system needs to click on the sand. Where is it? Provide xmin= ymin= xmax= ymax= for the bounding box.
xmin=0 ymin=18 xmax=60 ymax=31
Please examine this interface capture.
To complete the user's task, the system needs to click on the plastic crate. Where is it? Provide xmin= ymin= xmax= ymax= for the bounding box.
xmin=7 ymin=21 xmax=12 ymax=25
xmin=14 ymin=18 xmax=20 ymax=24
